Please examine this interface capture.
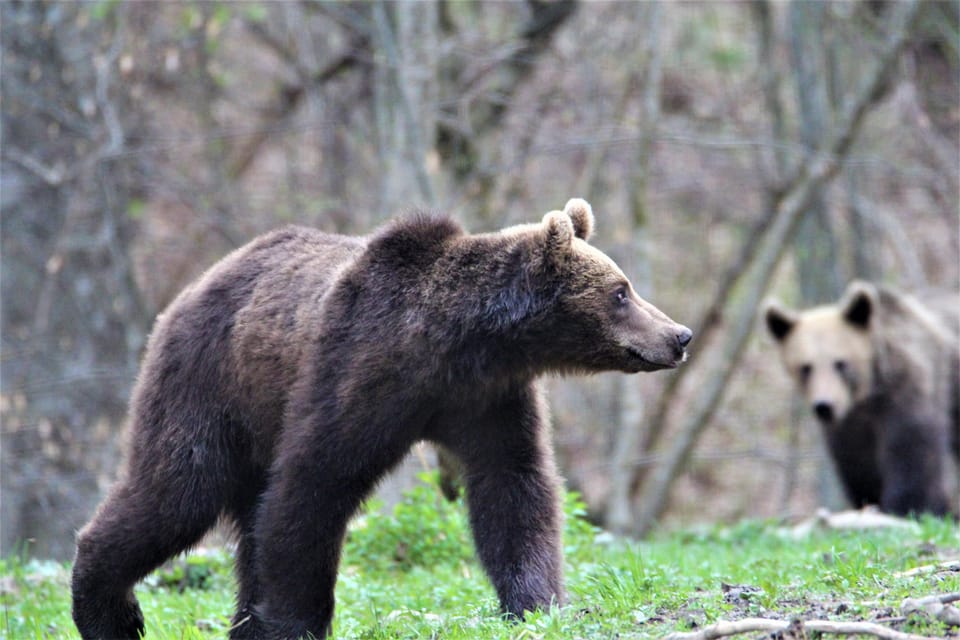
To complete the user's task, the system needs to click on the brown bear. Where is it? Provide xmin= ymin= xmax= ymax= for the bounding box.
xmin=71 ymin=199 xmax=692 ymax=640
xmin=764 ymin=280 xmax=959 ymax=517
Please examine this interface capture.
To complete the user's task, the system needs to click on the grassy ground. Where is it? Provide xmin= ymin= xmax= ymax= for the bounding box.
xmin=2 ymin=479 xmax=958 ymax=639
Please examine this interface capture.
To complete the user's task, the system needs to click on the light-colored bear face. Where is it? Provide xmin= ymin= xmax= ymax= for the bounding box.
xmin=764 ymin=282 xmax=876 ymax=424
xmin=540 ymin=199 xmax=692 ymax=374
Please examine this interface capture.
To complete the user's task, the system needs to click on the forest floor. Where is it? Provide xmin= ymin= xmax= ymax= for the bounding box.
xmin=2 ymin=479 xmax=958 ymax=639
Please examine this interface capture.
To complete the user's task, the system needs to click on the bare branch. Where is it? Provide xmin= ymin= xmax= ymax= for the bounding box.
xmin=435 ymin=0 xmax=576 ymax=206
xmin=2 ymin=147 xmax=67 ymax=185
xmin=225 ymin=42 xmax=362 ymax=180
xmin=750 ymin=0 xmax=789 ymax=186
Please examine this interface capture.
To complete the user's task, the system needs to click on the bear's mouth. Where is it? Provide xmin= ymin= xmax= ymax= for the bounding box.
xmin=625 ymin=346 xmax=679 ymax=372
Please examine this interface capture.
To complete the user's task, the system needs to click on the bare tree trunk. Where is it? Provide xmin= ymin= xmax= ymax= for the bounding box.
xmin=605 ymin=1 xmax=663 ymax=535
xmin=372 ymin=1 xmax=438 ymax=212
xmin=788 ymin=0 xmax=846 ymax=511
xmin=752 ymin=0 xmax=807 ymax=515
xmin=789 ymin=0 xmax=842 ymax=305
xmin=631 ymin=0 xmax=922 ymax=536
xmin=752 ymin=0 xmax=788 ymax=187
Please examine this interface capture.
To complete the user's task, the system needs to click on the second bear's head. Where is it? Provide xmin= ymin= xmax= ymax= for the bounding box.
xmin=501 ymin=198 xmax=692 ymax=375
xmin=763 ymin=281 xmax=878 ymax=424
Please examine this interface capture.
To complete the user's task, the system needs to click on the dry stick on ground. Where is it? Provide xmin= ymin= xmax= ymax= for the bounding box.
xmin=630 ymin=0 xmax=922 ymax=537
xmin=911 ymin=593 xmax=960 ymax=604
xmin=895 ymin=562 xmax=960 ymax=578
xmin=662 ymin=617 xmax=941 ymax=640
xmin=901 ymin=592 xmax=960 ymax=626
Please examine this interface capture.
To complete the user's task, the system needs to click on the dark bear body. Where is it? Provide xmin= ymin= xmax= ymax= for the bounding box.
xmin=765 ymin=281 xmax=959 ymax=517
xmin=71 ymin=200 xmax=691 ymax=639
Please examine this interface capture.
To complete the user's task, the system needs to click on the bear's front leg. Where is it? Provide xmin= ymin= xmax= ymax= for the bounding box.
xmin=466 ymin=466 xmax=565 ymax=616
xmin=442 ymin=383 xmax=565 ymax=617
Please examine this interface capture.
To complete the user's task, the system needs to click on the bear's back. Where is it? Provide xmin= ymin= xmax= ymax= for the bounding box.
xmin=873 ymin=286 xmax=959 ymax=457
xmin=132 ymin=226 xmax=366 ymax=457
xmin=228 ymin=227 xmax=366 ymax=417
xmin=873 ymin=287 xmax=957 ymax=371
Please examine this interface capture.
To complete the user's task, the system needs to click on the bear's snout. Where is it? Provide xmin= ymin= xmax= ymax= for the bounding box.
xmin=813 ymin=401 xmax=834 ymax=423
xmin=676 ymin=326 xmax=693 ymax=349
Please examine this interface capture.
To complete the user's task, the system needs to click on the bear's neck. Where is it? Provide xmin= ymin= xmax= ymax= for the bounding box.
xmin=421 ymin=234 xmax=562 ymax=381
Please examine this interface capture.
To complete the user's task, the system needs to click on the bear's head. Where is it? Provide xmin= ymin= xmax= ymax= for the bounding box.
xmin=528 ymin=199 xmax=692 ymax=374
xmin=764 ymin=281 xmax=878 ymax=424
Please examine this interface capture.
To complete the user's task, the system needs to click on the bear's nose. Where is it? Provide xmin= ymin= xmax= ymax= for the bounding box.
xmin=813 ymin=402 xmax=834 ymax=423
xmin=676 ymin=326 xmax=693 ymax=349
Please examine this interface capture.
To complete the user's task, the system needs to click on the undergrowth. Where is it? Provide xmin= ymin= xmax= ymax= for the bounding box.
xmin=2 ymin=475 xmax=957 ymax=638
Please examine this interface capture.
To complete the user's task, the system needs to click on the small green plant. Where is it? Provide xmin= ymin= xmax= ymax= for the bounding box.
xmin=149 ymin=551 xmax=232 ymax=593
xmin=344 ymin=473 xmax=475 ymax=572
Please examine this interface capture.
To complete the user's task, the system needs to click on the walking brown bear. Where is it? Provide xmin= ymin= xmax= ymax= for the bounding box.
xmin=71 ymin=199 xmax=692 ymax=639
xmin=765 ymin=281 xmax=959 ymax=517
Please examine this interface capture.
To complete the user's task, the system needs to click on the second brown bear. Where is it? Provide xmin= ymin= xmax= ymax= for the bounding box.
xmin=765 ymin=281 xmax=959 ymax=517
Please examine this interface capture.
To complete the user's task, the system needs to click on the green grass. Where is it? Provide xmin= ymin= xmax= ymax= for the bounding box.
xmin=3 ymin=478 xmax=958 ymax=639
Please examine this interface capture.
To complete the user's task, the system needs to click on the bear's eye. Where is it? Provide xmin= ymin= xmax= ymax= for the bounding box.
xmin=834 ymin=360 xmax=847 ymax=374
xmin=799 ymin=364 xmax=812 ymax=382
xmin=614 ymin=287 xmax=629 ymax=307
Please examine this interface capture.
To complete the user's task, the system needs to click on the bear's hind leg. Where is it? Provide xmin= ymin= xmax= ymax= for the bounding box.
xmin=72 ymin=475 xmax=224 ymax=639
xmin=253 ymin=423 xmax=414 ymax=638
xmin=226 ymin=486 xmax=267 ymax=640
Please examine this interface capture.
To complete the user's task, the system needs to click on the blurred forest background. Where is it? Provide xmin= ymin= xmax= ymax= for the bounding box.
xmin=2 ymin=0 xmax=957 ymax=560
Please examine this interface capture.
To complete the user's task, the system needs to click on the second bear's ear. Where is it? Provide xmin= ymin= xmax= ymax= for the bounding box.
xmin=764 ymin=301 xmax=797 ymax=342
xmin=542 ymin=210 xmax=574 ymax=258
xmin=563 ymin=198 xmax=594 ymax=241
xmin=840 ymin=280 xmax=876 ymax=330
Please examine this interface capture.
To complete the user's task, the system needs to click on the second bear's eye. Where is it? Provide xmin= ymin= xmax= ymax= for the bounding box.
xmin=834 ymin=360 xmax=847 ymax=374
xmin=799 ymin=364 xmax=812 ymax=382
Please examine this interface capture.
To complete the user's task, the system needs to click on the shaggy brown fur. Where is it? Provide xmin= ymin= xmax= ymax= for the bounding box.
xmin=71 ymin=199 xmax=691 ymax=640
xmin=765 ymin=281 xmax=959 ymax=517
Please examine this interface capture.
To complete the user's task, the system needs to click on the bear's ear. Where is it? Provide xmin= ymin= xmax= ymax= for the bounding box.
xmin=542 ymin=209 xmax=575 ymax=258
xmin=764 ymin=300 xmax=797 ymax=342
xmin=840 ymin=280 xmax=876 ymax=330
xmin=563 ymin=198 xmax=594 ymax=241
